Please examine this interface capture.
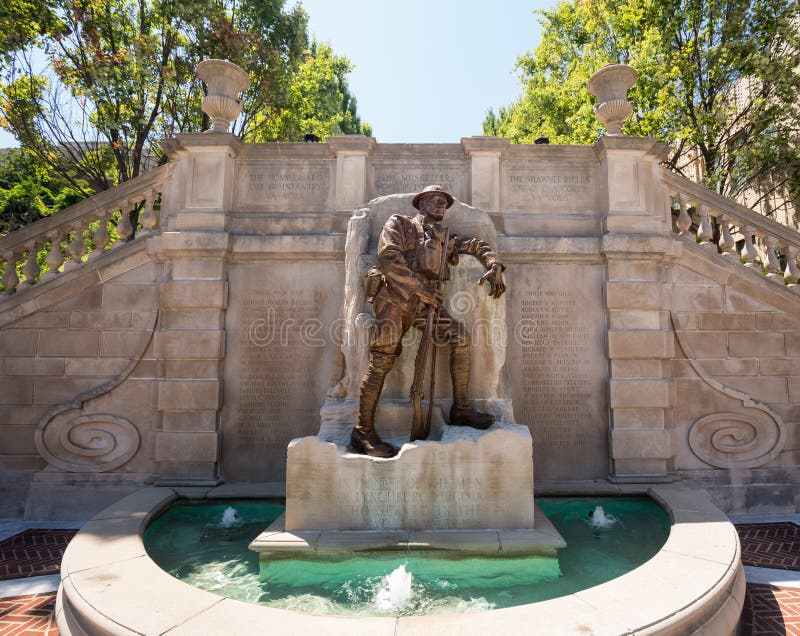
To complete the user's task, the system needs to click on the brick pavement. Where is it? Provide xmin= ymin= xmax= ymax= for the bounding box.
xmin=0 ymin=529 xmax=74 ymax=636
xmin=0 ymin=531 xmax=77 ymax=582
xmin=736 ymin=523 xmax=800 ymax=572
xmin=0 ymin=593 xmax=58 ymax=636
xmin=739 ymin=584 xmax=800 ymax=636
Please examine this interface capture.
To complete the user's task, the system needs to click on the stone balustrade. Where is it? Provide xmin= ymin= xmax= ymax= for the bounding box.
xmin=0 ymin=164 xmax=171 ymax=295
xmin=664 ymin=170 xmax=800 ymax=290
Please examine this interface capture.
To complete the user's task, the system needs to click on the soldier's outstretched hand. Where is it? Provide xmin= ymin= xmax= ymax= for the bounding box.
xmin=479 ymin=263 xmax=506 ymax=298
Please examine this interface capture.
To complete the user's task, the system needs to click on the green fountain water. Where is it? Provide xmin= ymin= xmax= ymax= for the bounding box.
xmin=143 ymin=497 xmax=669 ymax=617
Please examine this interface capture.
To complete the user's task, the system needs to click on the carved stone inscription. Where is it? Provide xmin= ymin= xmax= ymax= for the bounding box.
xmin=222 ymin=264 xmax=342 ymax=481
xmin=237 ymin=292 xmax=319 ymax=448
xmin=285 ymin=427 xmax=534 ymax=530
xmin=508 ymin=264 xmax=608 ymax=480
xmin=503 ymin=166 xmax=595 ymax=212
xmin=372 ymin=165 xmax=466 ymax=201
xmin=337 ymin=476 xmax=485 ymax=529
xmin=237 ymin=163 xmax=331 ymax=210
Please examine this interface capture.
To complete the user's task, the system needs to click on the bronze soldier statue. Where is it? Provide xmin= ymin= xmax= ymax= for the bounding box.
xmin=351 ymin=185 xmax=506 ymax=457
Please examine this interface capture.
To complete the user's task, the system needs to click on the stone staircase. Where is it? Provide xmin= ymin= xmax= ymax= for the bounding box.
xmin=659 ymin=170 xmax=800 ymax=513
xmin=0 ymin=164 xmax=170 ymax=300
xmin=664 ymin=169 xmax=800 ymax=288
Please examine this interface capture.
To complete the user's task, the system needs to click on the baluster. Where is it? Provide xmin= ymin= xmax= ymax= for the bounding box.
xmin=697 ymin=204 xmax=714 ymax=249
xmin=741 ymin=227 xmax=760 ymax=269
xmin=89 ymin=213 xmax=110 ymax=259
xmin=113 ymin=201 xmax=133 ymax=248
xmin=2 ymin=250 xmax=20 ymax=294
xmin=138 ymin=191 xmax=158 ymax=235
xmin=763 ymin=235 xmax=782 ymax=280
xmin=717 ymin=215 xmax=737 ymax=257
xmin=675 ymin=193 xmax=692 ymax=235
xmin=41 ymin=231 xmax=65 ymax=281
xmin=64 ymin=224 xmax=87 ymax=271
xmin=19 ymin=241 xmax=41 ymax=287
xmin=785 ymin=245 xmax=799 ymax=289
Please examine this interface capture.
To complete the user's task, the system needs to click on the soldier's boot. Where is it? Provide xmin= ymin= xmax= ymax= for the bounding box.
xmin=449 ymin=345 xmax=494 ymax=430
xmin=350 ymin=352 xmax=398 ymax=458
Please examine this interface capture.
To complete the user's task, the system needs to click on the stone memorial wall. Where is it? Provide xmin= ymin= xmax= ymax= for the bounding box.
xmin=0 ymin=132 xmax=798 ymax=518
xmin=221 ymin=263 xmax=343 ymax=482
xmin=506 ymin=264 xmax=608 ymax=480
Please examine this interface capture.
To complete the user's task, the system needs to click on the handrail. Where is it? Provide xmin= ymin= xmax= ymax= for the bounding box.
xmin=0 ymin=164 xmax=172 ymax=252
xmin=0 ymin=163 xmax=172 ymax=295
xmin=662 ymin=168 xmax=800 ymax=286
xmin=661 ymin=170 xmax=800 ymax=250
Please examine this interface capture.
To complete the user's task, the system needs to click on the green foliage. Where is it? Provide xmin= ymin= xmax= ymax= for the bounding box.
xmin=250 ymin=41 xmax=371 ymax=142
xmin=0 ymin=179 xmax=49 ymax=227
xmin=0 ymin=0 xmax=370 ymax=196
xmin=0 ymin=0 xmax=59 ymax=59
xmin=0 ymin=147 xmax=90 ymax=235
xmin=487 ymin=0 xmax=800 ymax=216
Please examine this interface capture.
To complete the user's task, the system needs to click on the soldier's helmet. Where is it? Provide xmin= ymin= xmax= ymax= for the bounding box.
xmin=412 ymin=185 xmax=454 ymax=210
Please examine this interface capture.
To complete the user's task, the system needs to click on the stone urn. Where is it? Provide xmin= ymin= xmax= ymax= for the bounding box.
xmin=586 ymin=63 xmax=638 ymax=135
xmin=196 ymin=59 xmax=251 ymax=133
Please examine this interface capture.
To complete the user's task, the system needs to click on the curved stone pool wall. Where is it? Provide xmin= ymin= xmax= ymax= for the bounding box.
xmin=56 ymin=484 xmax=744 ymax=635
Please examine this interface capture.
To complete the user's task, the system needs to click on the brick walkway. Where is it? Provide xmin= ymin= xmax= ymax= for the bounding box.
xmin=736 ymin=523 xmax=800 ymax=572
xmin=735 ymin=521 xmax=800 ymax=635
xmin=0 ymin=531 xmax=77 ymax=582
xmin=0 ymin=593 xmax=58 ymax=636
xmin=0 ymin=528 xmax=78 ymax=636
xmin=0 ymin=519 xmax=798 ymax=635
xmin=739 ymin=584 xmax=800 ymax=636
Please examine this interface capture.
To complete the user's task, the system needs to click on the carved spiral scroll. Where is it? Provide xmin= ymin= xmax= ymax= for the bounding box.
xmin=688 ymin=412 xmax=785 ymax=469
xmin=672 ymin=313 xmax=788 ymax=470
xmin=35 ymin=413 xmax=140 ymax=473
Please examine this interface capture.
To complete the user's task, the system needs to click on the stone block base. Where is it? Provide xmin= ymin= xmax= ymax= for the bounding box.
xmin=678 ymin=468 xmax=796 ymax=515
xmin=250 ymin=503 xmax=565 ymax=561
xmin=285 ymin=418 xmax=534 ymax=532
xmin=0 ymin=470 xmax=37 ymax=517
xmin=25 ymin=471 xmax=150 ymax=520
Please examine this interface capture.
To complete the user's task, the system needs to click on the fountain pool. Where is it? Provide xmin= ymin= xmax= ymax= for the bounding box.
xmin=56 ymin=484 xmax=745 ymax=635
xmin=142 ymin=497 xmax=669 ymax=616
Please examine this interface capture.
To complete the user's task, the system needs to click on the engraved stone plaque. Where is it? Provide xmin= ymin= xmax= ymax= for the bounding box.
xmin=235 ymin=161 xmax=332 ymax=211
xmin=502 ymin=164 xmax=596 ymax=212
xmin=221 ymin=262 xmax=344 ymax=481
xmin=371 ymin=164 xmax=466 ymax=201
xmin=506 ymin=263 xmax=609 ymax=480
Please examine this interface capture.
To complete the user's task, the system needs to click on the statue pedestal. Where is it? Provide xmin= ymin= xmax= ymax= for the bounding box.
xmin=250 ymin=415 xmax=566 ymax=559
xmin=286 ymin=422 xmax=534 ymax=531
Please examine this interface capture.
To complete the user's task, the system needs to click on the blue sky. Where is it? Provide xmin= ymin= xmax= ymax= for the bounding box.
xmin=0 ymin=0 xmax=553 ymax=147
xmin=298 ymin=0 xmax=552 ymax=142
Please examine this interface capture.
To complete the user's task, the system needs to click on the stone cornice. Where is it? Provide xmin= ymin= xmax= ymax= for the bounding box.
xmin=161 ymin=132 xmax=244 ymax=158
xmin=593 ymin=135 xmax=669 ymax=161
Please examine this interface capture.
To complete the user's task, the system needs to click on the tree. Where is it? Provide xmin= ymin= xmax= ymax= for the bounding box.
xmin=486 ymin=0 xmax=800 ymax=218
xmin=250 ymin=40 xmax=372 ymax=142
xmin=2 ymin=0 xmax=195 ymax=193
xmin=0 ymin=0 xmax=370 ymax=196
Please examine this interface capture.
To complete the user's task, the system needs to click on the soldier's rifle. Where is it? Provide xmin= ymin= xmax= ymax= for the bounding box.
xmin=409 ymin=226 xmax=450 ymax=442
